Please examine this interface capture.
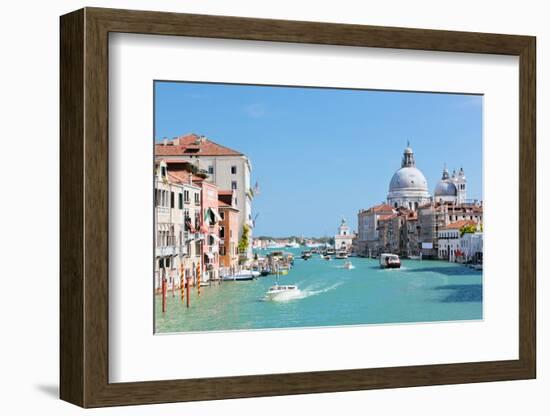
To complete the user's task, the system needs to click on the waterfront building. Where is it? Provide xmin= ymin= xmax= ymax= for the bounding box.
xmin=377 ymin=213 xmax=399 ymax=254
xmin=156 ymin=134 xmax=254 ymax=257
xmin=195 ymin=179 xmax=221 ymax=282
xmin=334 ymin=218 xmax=354 ymax=252
xmin=401 ymin=209 xmax=421 ymax=257
xmin=437 ymin=220 xmax=474 ymax=261
xmin=164 ymin=166 xmax=203 ymax=286
xmin=460 ymin=229 xmax=483 ymax=263
xmin=218 ymin=190 xmax=240 ymax=276
xmin=419 ymin=202 xmax=483 ymax=258
xmin=154 ymin=160 xmax=202 ymax=292
xmin=357 ymin=143 xmax=482 ymax=259
xmin=357 ymin=203 xmax=395 ymax=256
xmin=387 ymin=143 xmax=431 ymax=211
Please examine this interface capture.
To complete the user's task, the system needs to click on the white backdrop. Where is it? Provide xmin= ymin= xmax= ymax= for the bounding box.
xmin=110 ymin=34 xmax=518 ymax=383
xmin=0 ymin=0 xmax=546 ymax=415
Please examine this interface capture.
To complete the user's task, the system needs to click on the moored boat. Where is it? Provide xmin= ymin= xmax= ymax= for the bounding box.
xmin=335 ymin=251 xmax=349 ymax=259
xmin=222 ymin=270 xmax=261 ymax=281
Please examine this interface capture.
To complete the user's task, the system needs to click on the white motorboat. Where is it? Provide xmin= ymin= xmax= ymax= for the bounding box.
xmin=335 ymin=251 xmax=349 ymax=259
xmin=264 ymin=266 xmax=299 ymax=300
xmin=265 ymin=284 xmax=299 ymax=300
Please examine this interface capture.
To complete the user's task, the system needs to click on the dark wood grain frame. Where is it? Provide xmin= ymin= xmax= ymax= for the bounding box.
xmin=60 ymin=7 xmax=536 ymax=408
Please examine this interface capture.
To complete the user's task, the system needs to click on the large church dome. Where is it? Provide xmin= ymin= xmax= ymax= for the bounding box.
xmin=387 ymin=144 xmax=431 ymax=210
xmin=389 ymin=167 xmax=428 ymax=193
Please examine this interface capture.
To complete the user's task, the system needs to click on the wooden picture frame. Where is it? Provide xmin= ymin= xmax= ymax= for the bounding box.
xmin=60 ymin=7 xmax=536 ymax=408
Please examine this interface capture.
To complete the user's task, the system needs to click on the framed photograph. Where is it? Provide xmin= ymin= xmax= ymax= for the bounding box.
xmin=60 ymin=7 xmax=536 ymax=408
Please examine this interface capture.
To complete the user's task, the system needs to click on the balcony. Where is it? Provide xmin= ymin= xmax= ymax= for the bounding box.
xmin=156 ymin=245 xmax=188 ymax=257
xmin=156 ymin=245 xmax=175 ymax=257
xmin=156 ymin=206 xmax=170 ymax=215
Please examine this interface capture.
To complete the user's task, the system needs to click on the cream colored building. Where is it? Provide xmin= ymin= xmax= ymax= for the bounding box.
xmin=154 ymin=160 xmax=203 ymax=292
xmin=156 ymin=134 xmax=254 ymax=257
xmin=334 ymin=218 xmax=354 ymax=252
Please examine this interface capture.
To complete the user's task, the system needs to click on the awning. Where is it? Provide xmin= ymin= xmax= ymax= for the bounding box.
xmin=210 ymin=233 xmax=221 ymax=242
xmin=211 ymin=208 xmax=223 ymax=222
xmin=204 ymin=252 xmax=214 ymax=259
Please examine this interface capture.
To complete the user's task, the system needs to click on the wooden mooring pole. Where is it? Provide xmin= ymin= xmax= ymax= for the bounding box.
xmin=161 ymin=269 xmax=167 ymax=313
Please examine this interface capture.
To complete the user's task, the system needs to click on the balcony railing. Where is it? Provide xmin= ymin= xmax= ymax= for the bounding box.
xmin=156 ymin=245 xmax=188 ymax=257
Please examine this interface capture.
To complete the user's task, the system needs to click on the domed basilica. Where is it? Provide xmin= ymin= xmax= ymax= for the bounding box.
xmin=387 ymin=144 xmax=467 ymax=210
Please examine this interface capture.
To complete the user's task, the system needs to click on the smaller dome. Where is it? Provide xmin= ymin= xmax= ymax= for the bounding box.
xmin=434 ymin=180 xmax=457 ymax=197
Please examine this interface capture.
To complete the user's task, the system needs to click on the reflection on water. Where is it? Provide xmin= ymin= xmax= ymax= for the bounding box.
xmin=155 ymin=250 xmax=482 ymax=333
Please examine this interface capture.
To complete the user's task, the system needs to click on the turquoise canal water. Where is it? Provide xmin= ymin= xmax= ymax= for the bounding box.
xmin=155 ymin=249 xmax=482 ymax=333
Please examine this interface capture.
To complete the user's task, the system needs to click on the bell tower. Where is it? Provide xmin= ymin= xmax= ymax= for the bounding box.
xmin=456 ymin=167 xmax=467 ymax=204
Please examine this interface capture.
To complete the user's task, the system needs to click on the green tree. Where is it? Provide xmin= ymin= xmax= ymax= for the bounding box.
xmin=238 ymin=224 xmax=251 ymax=253
xmin=460 ymin=223 xmax=479 ymax=237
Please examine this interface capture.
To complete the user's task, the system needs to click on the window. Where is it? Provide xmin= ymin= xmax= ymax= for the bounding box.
xmin=220 ymin=246 xmax=226 ymax=256
xmin=170 ymin=191 xmax=175 ymax=208
xmin=194 ymin=193 xmax=200 ymax=205
xmin=220 ymin=226 xmax=225 ymax=239
xmin=161 ymin=166 xmax=167 ymax=177
xmin=184 ymin=190 xmax=190 ymax=203
xmin=208 ymin=165 xmax=214 ymax=174
xmin=231 ymin=181 xmax=237 ymax=190
xmin=231 ymin=165 xmax=237 ymax=174
xmin=219 ymin=211 xmax=225 ymax=220
xmin=178 ymin=193 xmax=183 ymax=209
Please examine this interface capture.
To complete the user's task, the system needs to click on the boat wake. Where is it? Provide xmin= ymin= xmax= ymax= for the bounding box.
xmin=264 ymin=282 xmax=343 ymax=302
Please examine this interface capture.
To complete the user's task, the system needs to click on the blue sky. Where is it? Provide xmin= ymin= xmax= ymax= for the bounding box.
xmin=155 ymin=81 xmax=482 ymax=237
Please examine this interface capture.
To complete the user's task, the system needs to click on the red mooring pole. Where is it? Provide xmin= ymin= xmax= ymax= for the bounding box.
xmin=161 ymin=269 xmax=167 ymax=313
xmin=186 ymin=277 xmax=190 ymax=308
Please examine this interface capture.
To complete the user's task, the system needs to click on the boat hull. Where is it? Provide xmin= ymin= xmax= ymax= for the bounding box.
xmin=380 ymin=263 xmax=401 ymax=269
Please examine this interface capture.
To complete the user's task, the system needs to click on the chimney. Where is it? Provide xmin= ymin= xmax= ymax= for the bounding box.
xmin=163 ymin=137 xmax=168 ymax=146
xmin=172 ymin=137 xmax=179 ymax=146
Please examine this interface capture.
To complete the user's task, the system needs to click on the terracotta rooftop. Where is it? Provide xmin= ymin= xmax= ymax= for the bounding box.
xmin=361 ymin=203 xmax=395 ymax=214
xmin=218 ymin=191 xmax=234 ymax=207
xmin=218 ymin=199 xmax=238 ymax=211
xmin=166 ymin=171 xmax=188 ymax=184
xmin=443 ymin=219 xmax=478 ymax=230
xmin=155 ymin=134 xmax=244 ymax=157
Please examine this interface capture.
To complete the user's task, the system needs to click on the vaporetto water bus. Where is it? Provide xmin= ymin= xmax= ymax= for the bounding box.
xmin=379 ymin=253 xmax=401 ymax=269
